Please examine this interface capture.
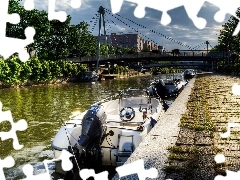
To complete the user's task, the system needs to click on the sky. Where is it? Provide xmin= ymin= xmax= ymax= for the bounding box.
xmin=29 ymin=0 xmax=232 ymax=52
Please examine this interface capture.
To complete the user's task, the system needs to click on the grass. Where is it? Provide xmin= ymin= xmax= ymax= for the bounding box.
xmin=164 ymin=165 xmax=186 ymax=172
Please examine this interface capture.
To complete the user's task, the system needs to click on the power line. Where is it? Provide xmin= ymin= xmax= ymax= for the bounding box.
xmin=105 ymin=10 xmax=160 ymax=51
xmin=105 ymin=8 xmax=194 ymax=50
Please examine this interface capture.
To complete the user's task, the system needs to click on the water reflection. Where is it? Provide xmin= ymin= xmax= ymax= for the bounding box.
xmin=0 ymin=74 xmax=180 ymax=179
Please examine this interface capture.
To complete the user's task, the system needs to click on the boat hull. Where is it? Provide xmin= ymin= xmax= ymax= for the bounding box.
xmin=51 ymin=91 xmax=165 ymax=174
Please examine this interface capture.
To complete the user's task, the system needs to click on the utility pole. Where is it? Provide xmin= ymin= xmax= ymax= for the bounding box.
xmin=96 ymin=6 xmax=107 ymax=74
xmin=206 ymin=41 xmax=209 ymax=54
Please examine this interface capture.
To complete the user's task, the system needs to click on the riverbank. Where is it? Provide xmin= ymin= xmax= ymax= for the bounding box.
xmin=164 ymin=73 xmax=240 ymax=179
xmin=0 ymin=69 xmax=152 ymax=89
xmin=112 ymin=72 xmax=240 ymax=180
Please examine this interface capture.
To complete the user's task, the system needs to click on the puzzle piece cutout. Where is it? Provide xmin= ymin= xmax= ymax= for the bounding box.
xmin=214 ymin=170 xmax=240 ymax=180
xmin=0 ymin=0 xmax=83 ymax=62
xmin=24 ymin=0 xmax=34 ymax=11
xmin=0 ymin=156 xmax=15 ymax=180
xmin=214 ymin=154 xmax=225 ymax=164
xmin=116 ymin=159 xmax=158 ymax=180
xmin=21 ymin=163 xmax=51 ymax=180
xmin=0 ymin=0 xmax=36 ymax=62
xmin=48 ymin=0 xmax=82 ymax=22
xmin=0 ymin=102 xmax=28 ymax=150
xmin=212 ymin=84 xmax=240 ymax=179
xmin=232 ymin=83 xmax=240 ymax=95
xmin=110 ymin=0 xmax=189 ymax=26
xmin=52 ymin=149 xmax=74 ymax=171
xmin=21 ymin=150 xmax=74 ymax=180
xmin=206 ymin=0 xmax=240 ymax=36
xmin=80 ymin=169 xmax=109 ymax=180
xmin=110 ymin=0 xmax=240 ymax=35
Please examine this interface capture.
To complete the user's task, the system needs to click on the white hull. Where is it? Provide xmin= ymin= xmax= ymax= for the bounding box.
xmin=51 ymin=89 xmax=164 ymax=172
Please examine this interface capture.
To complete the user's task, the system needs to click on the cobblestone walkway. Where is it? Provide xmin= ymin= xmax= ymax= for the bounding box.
xmin=165 ymin=73 xmax=240 ymax=180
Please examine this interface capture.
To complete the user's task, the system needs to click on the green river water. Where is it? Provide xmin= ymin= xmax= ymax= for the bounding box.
xmin=0 ymin=74 xmax=179 ymax=180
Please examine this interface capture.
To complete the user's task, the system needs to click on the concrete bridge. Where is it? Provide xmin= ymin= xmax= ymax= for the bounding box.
xmin=68 ymin=50 xmax=225 ymax=65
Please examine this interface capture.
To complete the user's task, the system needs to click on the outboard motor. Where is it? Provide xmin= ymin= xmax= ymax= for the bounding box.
xmin=65 ymin=104 xmax=107 ymax=180
xmin=155 ymin=80 xmax=168 ymax=99
xmin=78 ymin=104 xmax=107 ymax=150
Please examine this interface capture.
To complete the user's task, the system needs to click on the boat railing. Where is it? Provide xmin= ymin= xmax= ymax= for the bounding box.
xmin=106 ymin=120 xmax=143 ymax=125
xmin=93 ymin=93 xmax=119 ymax=105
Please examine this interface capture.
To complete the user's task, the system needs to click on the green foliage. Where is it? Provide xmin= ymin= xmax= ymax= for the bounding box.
xmin=0 ymin=59 xmax=11 ymax=84
xmin=113 ymin=65 xmax=127 ymax=75
xmin=7 ymin=1 xmax=99 ymax=60
xmin=215 ymin=7 xmax=240 ymax=54
xmin=5 ymin=57 xmax=22 ymax=84
xmin=0 ymin=58 xmax=87 ymax=85
xmin=218 ymin=62 xmax=240 ymax=75
xmin=20 ymin=61 xmax=32 ymax=83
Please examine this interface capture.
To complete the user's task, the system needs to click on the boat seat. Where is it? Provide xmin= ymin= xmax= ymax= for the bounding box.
xmin=115 ymin=134 xmax=134 ymax=166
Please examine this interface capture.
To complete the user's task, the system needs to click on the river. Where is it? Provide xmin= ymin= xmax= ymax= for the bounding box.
xmin=0 ymin=74 xmax=182 ymax=180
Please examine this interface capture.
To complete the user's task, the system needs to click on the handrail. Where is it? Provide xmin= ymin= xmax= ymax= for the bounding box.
xmin=66 ymin=51 xmax=225 ymax=63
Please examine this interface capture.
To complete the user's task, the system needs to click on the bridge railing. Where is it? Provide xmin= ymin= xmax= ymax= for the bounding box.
xmin=68 ymin=51 xmax=225 ymax=63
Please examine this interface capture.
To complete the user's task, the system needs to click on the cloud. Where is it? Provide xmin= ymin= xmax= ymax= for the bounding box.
xmin=22 ymin=0 xmax=231 ymax=50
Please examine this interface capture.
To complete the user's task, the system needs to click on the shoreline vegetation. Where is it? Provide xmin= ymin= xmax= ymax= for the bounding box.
xmin=0 ymin=57 xmax=184 ymax=89
xmin=0 ymin=57 xmax=86 ymax=89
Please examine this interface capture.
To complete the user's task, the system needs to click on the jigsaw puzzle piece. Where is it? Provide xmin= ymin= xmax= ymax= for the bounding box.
xmin=110 ymin=0 xmax=185 ymax=26
xmin=182 ymin=0 xmax=207 ymax=29
xmin=24 ymin=0 xmax=35 ymax=11
xmin=214 ymin=154 xmax=225 ymax=164
xmin=214 ymin=170 xmax=240 ymax=180
xmin=110 ymin=0 xmax=124 ymax=14
xmin=21 ymin=163 xmax=51 ymax=180
xmin=80 ymin=169 xmax=109 ymax=180
xmin=0 ymin=102 xmax=28 ymax=150
xmin=0 ymin=27 xmax=35 ymax=62
xmin=207 ymin=0 xmax=240 ymax=36
xmin=0 ymin=156 xmax=15 ymax=180
xmin=116 ymin=159 xmax=158 ymax=180
xmin=206 ymin=0 xmax=240 ymax=22
xmin=0 ymin=0 xmax=35 ymax=62
xmin=71 ymin=0 xmax=81 ymax=9
xmin=48 ymin=0 xmax=68 ymax=22
xmin=220 ymin=122 xmax=240 ymax=138
xmin=0 ymin=0 xmax=20 ymax=37
xmin=52 ymin=149 xmax=74 ymax=171
xmin=232 ymin=83 xmax=240 ymax=95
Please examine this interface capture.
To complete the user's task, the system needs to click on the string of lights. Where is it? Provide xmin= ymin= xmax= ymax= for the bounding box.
xmin=89 ymin=13 xmax=99 ymax=34
xmin=105 ymin=10 xmax=169 ymax=52
xmin=105 ymin=8 xmax=195 ymax=51
xmin=192 ymin=42 xmax=206 ymax=50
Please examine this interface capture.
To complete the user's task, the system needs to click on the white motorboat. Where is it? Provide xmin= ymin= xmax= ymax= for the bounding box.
xmin=51 ymin=88 xmax=165 ymax=177
xmin=147 ymin=78 xmax=188 ymax=98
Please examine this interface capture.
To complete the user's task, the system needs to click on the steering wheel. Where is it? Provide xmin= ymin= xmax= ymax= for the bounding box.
xmin=120 ymin=107 xmax=135 ymax=121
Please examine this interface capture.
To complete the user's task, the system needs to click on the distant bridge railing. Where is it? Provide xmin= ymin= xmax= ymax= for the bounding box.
xmin=142 ymin=62 xmax=208 ymax=68
xmin=68 ymin=51 xmax=225 ymax=63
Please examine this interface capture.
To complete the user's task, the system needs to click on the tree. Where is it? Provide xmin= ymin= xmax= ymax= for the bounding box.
xmin=217 ymin=7 xmax=240 ymax=54
xmin=67 ymin=22 xmax=97 ymax=59
xmin=7 ymin=0 xmax=98 ymax=60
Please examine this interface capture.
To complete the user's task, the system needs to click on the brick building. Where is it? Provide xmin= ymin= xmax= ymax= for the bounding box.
xmin=110 ymin=33 xmax=158 ymax=52
xmin=95 ymin=34 xmax=112 ymax=45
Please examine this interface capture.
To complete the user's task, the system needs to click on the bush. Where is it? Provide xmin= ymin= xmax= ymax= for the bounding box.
xmin=0 ymin=57 xmax=87 ymax=86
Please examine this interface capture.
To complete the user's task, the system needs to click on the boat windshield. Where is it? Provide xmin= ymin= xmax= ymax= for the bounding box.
xmin=120 ymin=89 xmax=148 ymax=98
xmin=163 ymin=80 xmax=175 ymax=85
xmin=164 ymin=81 xmax=174 ymax=85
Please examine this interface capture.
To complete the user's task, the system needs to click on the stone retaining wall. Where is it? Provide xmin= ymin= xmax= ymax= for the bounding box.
xmin=112 ymin=77 xmax=196 ymax=180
